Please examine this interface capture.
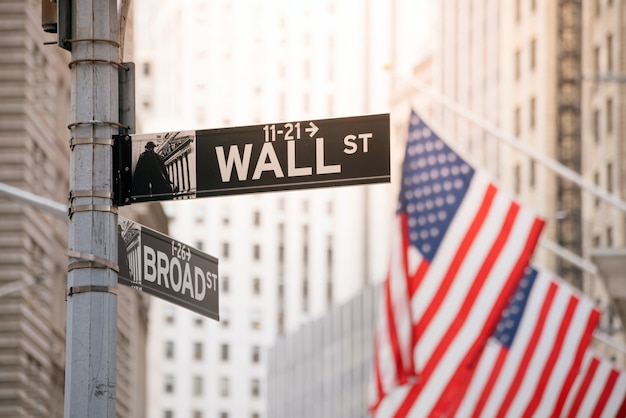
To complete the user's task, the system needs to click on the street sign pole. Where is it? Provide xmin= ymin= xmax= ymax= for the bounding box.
xmin=65 ymin=0 xmax=119 ymax=416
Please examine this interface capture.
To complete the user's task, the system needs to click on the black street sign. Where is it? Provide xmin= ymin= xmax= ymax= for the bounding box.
xmin=115 ymin=113 xmax=390 ymax=204
xmin=117 ymin=217 xmax=219 ymax=321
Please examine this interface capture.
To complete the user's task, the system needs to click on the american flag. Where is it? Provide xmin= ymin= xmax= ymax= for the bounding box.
xmin=563 ymin=350 xmax=626 ymax=417
xmin=451 ymin=267 xmax=601 ymax=417
xmin=369 ymin=111 xmax=544 ymax=414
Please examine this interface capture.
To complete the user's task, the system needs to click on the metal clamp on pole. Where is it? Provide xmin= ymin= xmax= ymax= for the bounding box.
xmin=69 ymin=190 xmax=113 ymax=200
xmin=68 ymin=204 xmax=118 ymax=218
xmin=66 ymin=285 xmax=118 ymax=299
xmin=69 ymin=137 xmax=116 ymax=149
xmin=67 ymin=249 xmax=119 ymax=273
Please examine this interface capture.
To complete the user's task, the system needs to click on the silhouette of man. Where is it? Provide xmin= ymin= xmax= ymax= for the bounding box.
xmin=117 ymin=224 xmax=133 ymax=283
xmin=132 ymin=141 xmax=173 ymax=198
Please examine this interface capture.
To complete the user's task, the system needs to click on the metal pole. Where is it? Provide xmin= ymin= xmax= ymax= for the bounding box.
xmin=64 ymin=0 xmax=119 ymax=416
xmin=0 ymin=181 xmax=66 ymax=219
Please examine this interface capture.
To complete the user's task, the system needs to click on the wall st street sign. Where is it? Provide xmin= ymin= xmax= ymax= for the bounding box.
xmin=115 ymin=114 xmax=390 ymax=204
xmin=117 ymin=217 xmax=219 ymax=320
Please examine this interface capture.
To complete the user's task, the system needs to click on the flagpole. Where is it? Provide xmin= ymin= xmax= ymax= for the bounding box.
xmin=393 ymin=74 xmax=626 ymax=214
xmin=593 ymin=331 xmax=626 ymax=355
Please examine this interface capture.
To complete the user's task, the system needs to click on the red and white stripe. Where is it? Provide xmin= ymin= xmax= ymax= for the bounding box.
xmin=372 ymin=171 xmax=544 ymax=416
xmin=369 ymin=215 xmax=415 ymax=410
xmin=563 ymin=350 xmax=626 ymax=417
xmin=452 ymin=269 xmax=600 ymax=417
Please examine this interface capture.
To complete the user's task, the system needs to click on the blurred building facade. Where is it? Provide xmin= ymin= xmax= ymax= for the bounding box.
xmin=269 ymin=0 xmax=626 ymax=414
xmin=0 ymin=1 xmax=164 ymax=417
xmin=133 ymin=1 xmax=396 ymax=417
xmin=267 ymin=285 xmax=379 ymax=418
xmin=392 ymin=0 xmax=626 ymax=362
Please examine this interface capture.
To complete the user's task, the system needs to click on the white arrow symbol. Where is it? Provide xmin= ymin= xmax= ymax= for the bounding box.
xmin=305 ymin=122 xmax=319 ymax=137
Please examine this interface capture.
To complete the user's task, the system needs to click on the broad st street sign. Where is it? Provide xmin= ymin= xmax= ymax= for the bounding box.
xmin=115 ymin=114 xmax=390 ymax=204
xmin=117 ymin=217 xmax=219 ymax=320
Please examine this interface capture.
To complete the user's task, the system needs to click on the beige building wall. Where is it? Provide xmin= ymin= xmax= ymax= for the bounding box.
xmin=0 ymin=1 xmax=164 ymax=416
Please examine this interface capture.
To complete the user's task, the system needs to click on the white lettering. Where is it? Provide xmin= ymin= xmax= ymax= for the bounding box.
xmin=215 ymin=144 xmax=253 ymax=182
xmin=157 ymin=250 xmax=170 ymax=288
xmin=143 ymin=244 xmax=218 ymax=298
xmin=359 ymin=133 xmax=373 ymax=152
xmin=343 ymin=134 xmax=358 ymax=154
xmin=316 ymin=137 xmax=341 ymax=174
xmin=169 ymin=257 xmax=183 ymax=292
xmin=287 ymin=140 xmax=312 ymax=177
xmin=181 ymin=262 xmax=194 ymax=297
xmin=206 ymin=271 xmax=217 ymax=290
xmin=144 ymin=246 xmax=156 ymax=282
xmin=252 ymin=142 xmax=284 ymax=180
xmin=194 ymin=266 xmax=206 ymax=301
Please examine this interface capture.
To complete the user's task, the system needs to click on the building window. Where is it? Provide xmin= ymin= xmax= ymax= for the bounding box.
xmin=606 ymin=98 xmax=613 ymax=133
xmin=514 ymin=164 xmax=522 ymax=194
xmin=593 ymin=109 xmax=600 ymax=142
xmin=164 ymin=410 xmax=173 ymax=418
xmin=607 ymin=163 xmax=613 ymax=193
xmin=326 ymin=282 xmax=333 ymax=306
xmin=164 ymin=375 xmax=175 ymax=394
xmin=253 ymin=211 xmax=261 ymax=226
xmin=529 ymin=38 xmax=536 ymax=70
xmin=194 ymin=316 xmax=203 ymax=327
xmin=193 ymin=376 xmax=203 ymax=396
xmin=165 ymin=305 xmax=175 ymax=324
xmin=515 ymin=49 xmax=521 ymax=80
xmin=607 ymin=34 xmax=613 ymax=72
xmin=194 ymin=342 xmax=203 ymax=360
xmin=165 ymin=341 xmax=174 ymax=359
xmin=302 ymin=280 xmax=309 ymax=313
xmin=594 ymin=46 xmax=601 ymax=73
xmin=594 ymin=171 xmax=600 ymax=207
xmin=221 ymin=343 xmax=229 ymax=362
xmin=222 ymin=275 xmax=230 ymax=293
xmin=514 ymin=107 xmax=521 ymax=136
xmin=220 ymin=377 xmax=230 ymax=397
xmin=251 ymin=345 xmax=260 ymax=363
xmin=221 ymin=310 xmax=230 ymax=328
xmin=193 ymin=411 xmax=203 ymax=418
xmin=277 ymin=280 xmax=284 ymax=301
xmin=529 ymin=160 xmax=536 ymax=187
xmin=607 ymin=227 xmax=614 ymax=247
xmin=250 ymin=310 xmax=262 ymax=330
xmin=252 ymin=277 xmax=261 ymax=295
xmin=529 ymin=96 xmax=536 ymax=129
xmin=253 ymin=244 xmax=261 ymax=260
xmin=251 ymin=413 xmax=260 ymax=418
xmin=277 ymin=311 xmax=285 ymax=334
xmin=251 ymin=378 xmax=261 ymax=397
xmin=223 ymin=242 xmax=230 ymax=258
xmin=220 ymin=413 xmax=229 ymax=418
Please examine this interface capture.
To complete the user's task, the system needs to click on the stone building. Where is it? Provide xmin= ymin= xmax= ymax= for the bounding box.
xmin=0 ymin=1 xmax=164 ymax=416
